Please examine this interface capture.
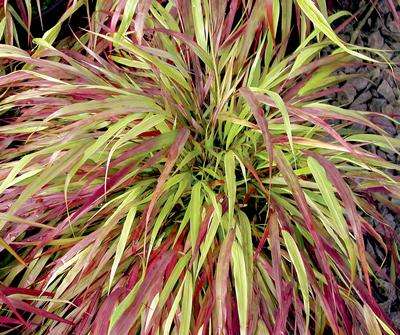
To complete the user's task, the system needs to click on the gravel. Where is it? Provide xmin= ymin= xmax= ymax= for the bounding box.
xmin=333 ymin=2 xmax=400 ymax=138
xmin=332 ymin=0 xmax=400 ymax=328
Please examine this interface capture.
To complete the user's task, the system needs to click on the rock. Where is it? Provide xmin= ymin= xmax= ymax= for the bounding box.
xmin=392 ymin=42 xmax=400 ymax=51
xmin=387 ymin=18 xmax=400 ymax=35
xmin=389 ymin=31 xmax=400 ymax=43
xmin=351 ymin=123 xmax=367 ymax=132
xmin=337 ymin=84 xmax=357 ymax=105
xmin=369 ymin=31 xmax=385 ymax=49
xmin=371 ymin=88 xmax=380 ymax=98
xmin=349 ymin=103 xmax=367 ymax=111
xmin=375 ymin=117 xmax=396 ymax=135
xmin=349 ymin=77 xmax=370 ymax=91
xmin=377 ymin=149 xmax=388 ymax=159
xmin=383 ymin=43 xmax=392 ymax=52
xmin=392 ymin=53 xmax=400 ymax=63
xmin=336 ymin=0 xmax=360 ymax=12
xmin=370 ymin=68 xmax=381 ymax=81
xmin=341 ymin=33 xmax=351 ymax=43
xmin=378 ymin=80 xmax=396 ymax=102
xmin=390 ymin=312 xmax=400 ymax=330
xmin=355 ymin=36 xmax=364 ymax=46
xmin=387 ymin=152 xmax=397 ymax=163
xmin=344 ymin=65 xmax=357 ymax=74
xmin=370 ymin=98 xmax=387 ymax=112
xmin=384 ymin=74 xmax=395 ymax=87
xmin=377 ymin=0 xmax=391 ymax=14
xmin=383 ymin=104 xmax=395 ymax=115
xmin=394 ymin=86 xmax=400 ymax=98
xmin=384 ymin=213 xmax=396 ymax=228
xmin=353 ymin=91 xmax=372 ymax=104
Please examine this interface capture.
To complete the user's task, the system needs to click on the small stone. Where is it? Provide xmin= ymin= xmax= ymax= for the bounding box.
xmin=358 ymin=67 xmax=369 ymax=74
xmin=377 ymin=1 xmax=390 ymax=14
xmin=353 ymin=91 xmax=372 ymax=104
xmin=370 ymin=68 xmax=381 ymax=81
xmin=378 ymin=80 xmax=396 ymax=102
xmin=349 ymin=103 xmax=367 ymax=111
xmin=392 ymin=41 xmax=400 ymax=51
xmin=383 ymin=43 xmax=392 ymax=52
xmin=383 ymin=104 xmax=395 ymax=116
xmin=390 ymin=312 xmax=400 ymax=330
xmin=337 ymin=0 xmax=359 ymax=12
xmin=387 ymin=18 xmax=400 ymax=34
xmin=375 ymin=16 xmax=385 ymax=30
xmin=342 ymin=33 xmax=350 ymax=43
xmin=390 ymin=32 xmax=400 ymax=43
xmin=377 ymin=149 xmax=387 ymax=160
xmin=344 ymin=66 xmax=356 ymax=74
xmin=385 ymin=213 xmax=396 ymax=227
xmin=370 ymin=98 xmax=386 ymax=112
xmin=355 ymin=36 xmax=364 ymax=46
xmin=351 ymin=123 xmax=367 ymax=132
xmin=337 ymin=84 xmax=357 ymax=105
xmin=385 ymin=75 xmax=395 ymax=88
xmin=387 ymin=153 xmax=397 ymax=163
xmin=375 ymin=117 xmax=396 ymax=135
xmin=369 ymin=31 xmax=384 ymax=49
xmin=371 ymin=88 xmax=380 ymax=98
xmin=349 ymin=77 xmax=369 ymax=91
xmin=392 ymin=53 xmax=400 ymax=63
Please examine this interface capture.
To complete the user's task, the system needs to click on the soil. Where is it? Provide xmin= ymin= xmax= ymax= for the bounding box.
xmin=332 ymin=0 xmax=400 ymax=328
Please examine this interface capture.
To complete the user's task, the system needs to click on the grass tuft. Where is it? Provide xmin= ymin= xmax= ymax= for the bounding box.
xmin=0 ymin=0 xmax=399 ymax=334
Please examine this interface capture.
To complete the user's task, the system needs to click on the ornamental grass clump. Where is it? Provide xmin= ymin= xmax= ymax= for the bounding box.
xmin=0 ymin=0 xmax=399 ymax=334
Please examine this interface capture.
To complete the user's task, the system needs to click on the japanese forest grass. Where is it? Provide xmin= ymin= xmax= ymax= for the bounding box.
xmin=0 ymin=0 xmax=399 ymax=334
